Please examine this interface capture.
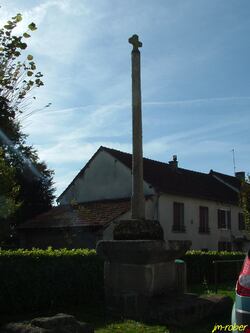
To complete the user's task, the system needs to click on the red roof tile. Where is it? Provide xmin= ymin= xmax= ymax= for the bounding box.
xmin=19 ymin=198 xmax=130 ymax=229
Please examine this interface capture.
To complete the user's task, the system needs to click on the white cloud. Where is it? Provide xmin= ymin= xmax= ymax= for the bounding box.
xmin=144 ymin=96 xmax=250 ymax=107
xmin=38 ymin=141 xmax=97 ymax=164
xmin=38 ymin=140 xmax=131 ymax=164
xmin=25 ymin=102 xmax=130 ymax=141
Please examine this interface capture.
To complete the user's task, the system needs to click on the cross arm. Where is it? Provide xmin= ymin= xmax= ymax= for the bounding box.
xmin=128 ymin=34 xmax=142 ymax=51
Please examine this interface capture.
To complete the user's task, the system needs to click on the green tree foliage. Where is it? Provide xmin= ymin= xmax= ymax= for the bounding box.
xmin=0 ymin=148 xmax=20 ymax=244
xmin=0 ymin=13 xmax=43 ymax=112
xmin=240 ymin=175 xmax=250 ymax=233
xmin=0 ymin=14 xmax=55 ymax=242
xmin=0 ymin=148 xmax=19 ymax=218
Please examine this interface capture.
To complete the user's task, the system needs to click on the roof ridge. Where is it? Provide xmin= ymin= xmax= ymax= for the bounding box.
xmin=102 ymin=145 xmax=211 ymax=176
xmin=101 ymin=145 xmax=168 ymax=165
xmin=75 ymin=195 xmax=153 ymax=205
xmin=210 ymin=169 xmax=236 ymax=179
xmin=77 ymin=197 xmax=131 ymax=204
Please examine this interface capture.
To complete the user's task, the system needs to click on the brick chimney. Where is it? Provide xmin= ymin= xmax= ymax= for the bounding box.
xmin=169 ymin=155 xmax=178 ymax=169
xmin=235 ymin=171 xmax=245 ymax=181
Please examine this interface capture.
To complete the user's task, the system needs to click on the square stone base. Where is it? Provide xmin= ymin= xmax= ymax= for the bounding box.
xmin=104 ymin=261 xmax=176 ymax=318
xmin=105 ymin=261 xmax=175 ymax=295
xmin=96 ymin=240 xmax=188 ymax=320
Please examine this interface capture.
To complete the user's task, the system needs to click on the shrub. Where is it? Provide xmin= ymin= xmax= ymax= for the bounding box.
xmin=0 ymin=248 xmax=246 ymax=314
xmin=0 ymin=248 xmax=104 ymax=314
xmin=182 ymin=250 xmax=245 ymax=284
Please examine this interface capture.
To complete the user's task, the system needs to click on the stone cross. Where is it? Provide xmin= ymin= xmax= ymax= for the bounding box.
xmin=128 ymin=34 xmax=142 ymax=51
xmin=128 ymin=34 xmax=145 ymax=220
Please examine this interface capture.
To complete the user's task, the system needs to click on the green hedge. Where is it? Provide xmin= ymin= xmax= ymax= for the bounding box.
xmin=0 ymin=248 xmax=104 ymax=314
xmin=183 ymin=250 xmax=246 ymax=284
xmin=0 ymin=248 xmax=246 ymax=314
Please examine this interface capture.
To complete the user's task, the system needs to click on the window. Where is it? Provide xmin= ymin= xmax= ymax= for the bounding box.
xmin=239 ymin=212 xmax=245 ymax=230
xmin=172 ymin=202 xmax=185 ymax=232
xmin=218 ymin=209 xmax=231 ymax=229
xmin=218 ymin=241 xmax=232 ymax=252
xmin=199 ymin=206 xmax=209 ymax=233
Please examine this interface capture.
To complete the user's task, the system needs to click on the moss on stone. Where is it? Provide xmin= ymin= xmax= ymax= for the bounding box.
xmin=113 ymin=219 xmax=164 ymax=240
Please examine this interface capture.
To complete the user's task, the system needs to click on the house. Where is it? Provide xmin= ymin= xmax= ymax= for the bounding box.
xmin=18 ymin=198 xmax=131 ymax=249
xmin=19 ymin=146 xmax=249 ymax=251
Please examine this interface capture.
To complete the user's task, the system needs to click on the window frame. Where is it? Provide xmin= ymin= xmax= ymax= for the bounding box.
xmin=172 ymin=202 xmax=185 ymax=233
xmin=199 ymin=206 xmax=209 ymax=234
xmin=217 ymin=209 xmax=231 ymax=230
xmin=238 ymin=212 xmax=245 ymax=231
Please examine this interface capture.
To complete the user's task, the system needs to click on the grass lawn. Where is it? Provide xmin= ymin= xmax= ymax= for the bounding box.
xmin=0 ymin=281 xmax=235 ymax=333
xmin=96 ymin=321 xmax=168 ymax=333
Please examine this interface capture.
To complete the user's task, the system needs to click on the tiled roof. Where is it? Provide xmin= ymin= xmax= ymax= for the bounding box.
xmin=102 ymin=146 xmax=240 ymax=204
xmin=18 ymin=198 xmax=130 ymax=229
xmin=210 ymin=170 xmax=241 ymax=190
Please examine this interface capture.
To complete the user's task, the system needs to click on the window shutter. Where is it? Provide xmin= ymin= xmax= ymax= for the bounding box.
xmin=180 ymin=203 xmax=184 ymax=227
xmin=218 ymin=210 xmax=222 ymax=228
xmin=227 ymin=211 xmax=231 ymax=229
xmin=239 ymin=213 xmax=245 ymax=230
xmin=173 ymin=202 xmax=185 ymax=232
xmin=199 ymin=206 xmax=209 ymax=233
xmin=218 ymin=210 xmax=227 ymax=229
xmin=173 ymin=202 xmax=178 ymax=229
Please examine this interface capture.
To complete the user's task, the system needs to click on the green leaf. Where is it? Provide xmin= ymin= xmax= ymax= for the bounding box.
xmin=23 ymin=32 xmax=31 ymax=38
xmin=27 ymin=71 xmax=33 ymax=77
xmin=28 ymin=22 xmax=37 ymax=31
xmin=15 ymin=13 xmax=22 ymax=22
xmin=4 ymin=24 xmax=13 ymax=30
xmin=19 ymin=42 xmax=27 ymax=50
xmin=27 ymin=54 xmax=33 ymax=61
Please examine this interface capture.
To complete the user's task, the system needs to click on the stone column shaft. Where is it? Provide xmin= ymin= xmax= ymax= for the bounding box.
xmin=130 ymin=43 xmax=145 ymax=220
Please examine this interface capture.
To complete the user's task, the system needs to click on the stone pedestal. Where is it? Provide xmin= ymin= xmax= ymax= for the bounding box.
xmin=96 ymin=240 xmax=187 ymax=319
xmin=113 ymin=219 xmax=164 ymax=241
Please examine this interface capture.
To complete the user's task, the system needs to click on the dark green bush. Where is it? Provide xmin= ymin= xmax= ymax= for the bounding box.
xmin=0 ymin=248 xmax=246 ymax=315
xmin=0 ymin=248 xmax=104 ymax=314
xmin=182 ymin=250 xmax=246 ymax=284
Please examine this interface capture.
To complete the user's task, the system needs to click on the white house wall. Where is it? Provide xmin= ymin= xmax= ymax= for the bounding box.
xmin=98 ymin=193 xmax=246 ymax=251
xmin=58 ymin=150 xmax=155 ymax=204
xmin=158 ymin=193 xmax=245 ymax=251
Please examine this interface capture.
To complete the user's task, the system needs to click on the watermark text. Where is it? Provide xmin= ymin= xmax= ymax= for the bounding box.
xmin=212 ymin=323 xmax=248 ymax=332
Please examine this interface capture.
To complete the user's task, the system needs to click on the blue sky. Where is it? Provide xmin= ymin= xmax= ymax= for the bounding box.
xmin=1 ymin=0 xmax=250 ymax=197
